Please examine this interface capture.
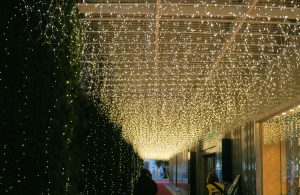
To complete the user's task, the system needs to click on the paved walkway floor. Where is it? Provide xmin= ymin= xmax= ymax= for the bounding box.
xmin=155 ymin=180 xmax=188 ymax=195
xmin=164 ymin=184 xmax=189 ymax=195
xmin=156 ymin=180 xmax=172 ymax=195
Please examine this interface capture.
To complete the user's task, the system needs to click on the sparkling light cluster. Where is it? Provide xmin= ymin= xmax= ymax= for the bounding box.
xmin=1 ymin=1 xmax=82 ymax=193
xmin=263 ymin=105 xmax=300 ymax=144
xmin=79 ymin=1 xmax=300 ymax=159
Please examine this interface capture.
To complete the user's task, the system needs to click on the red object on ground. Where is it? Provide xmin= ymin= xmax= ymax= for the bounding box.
xmin=155 ymin=180 xmax=172 ymax=195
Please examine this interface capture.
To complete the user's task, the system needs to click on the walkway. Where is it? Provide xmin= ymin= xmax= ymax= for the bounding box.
xmin=156 ymin=180 xmax=172 ymax=195
xmin=155 ymin=180 xmax=189 ymax=195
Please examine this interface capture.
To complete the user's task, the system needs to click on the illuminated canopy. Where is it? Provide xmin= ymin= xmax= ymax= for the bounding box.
xmin=78 ymin=0 xmax=300 ymax=159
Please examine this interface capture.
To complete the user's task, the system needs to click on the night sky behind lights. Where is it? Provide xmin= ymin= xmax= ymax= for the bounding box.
xmin=80 ymin=0 xmax=300 ymax=159
xmin=0 ymin=0 xmax=142 ymax=194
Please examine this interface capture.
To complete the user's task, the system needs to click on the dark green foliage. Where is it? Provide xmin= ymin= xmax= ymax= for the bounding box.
xmin=79 ymin=103 xmax=143 ymax=194
xmin=0 ymin=0 xmax=143 ymax=194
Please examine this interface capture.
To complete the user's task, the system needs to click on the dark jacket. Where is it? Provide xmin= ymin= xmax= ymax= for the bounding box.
xmin=133 ymin=175 xmax=158 ymax=195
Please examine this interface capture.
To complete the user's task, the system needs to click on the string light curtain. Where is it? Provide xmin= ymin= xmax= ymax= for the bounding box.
xmin=264 ymin=106 xmax=300 ymax=144
xmin=1 ymin=0 xmax=143 ymax=194
xmin=79 ymin=0 xmax=300 ymax=159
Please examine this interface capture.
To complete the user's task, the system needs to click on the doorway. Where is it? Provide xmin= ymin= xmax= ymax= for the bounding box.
xmin=204 ymin=153 xmax=216 ymax=181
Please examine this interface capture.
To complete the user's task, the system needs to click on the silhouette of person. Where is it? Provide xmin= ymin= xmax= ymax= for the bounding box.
xmin=133 ymin=168 xmax=158 ymax=195
xmin=147 ymin=169 xmax=153 ymax=178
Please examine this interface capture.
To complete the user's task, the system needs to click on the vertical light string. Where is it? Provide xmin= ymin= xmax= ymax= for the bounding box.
xmin=80 ymin=1 xmax=300 ymax=159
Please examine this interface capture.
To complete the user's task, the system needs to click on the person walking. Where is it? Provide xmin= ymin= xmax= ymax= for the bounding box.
xmin=133 ymin=168 xmax=158 ymax=195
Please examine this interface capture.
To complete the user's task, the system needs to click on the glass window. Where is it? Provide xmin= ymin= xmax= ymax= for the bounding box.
xmin=262 ymin=107 xmax=300 ymax=195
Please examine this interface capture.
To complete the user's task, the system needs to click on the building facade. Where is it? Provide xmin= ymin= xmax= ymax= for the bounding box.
xmin=169 ymin=96 xmax=300 ymax=195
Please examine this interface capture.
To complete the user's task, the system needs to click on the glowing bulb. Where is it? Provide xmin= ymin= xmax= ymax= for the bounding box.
xmin=79 ymin=1 xmax=300 ymax=158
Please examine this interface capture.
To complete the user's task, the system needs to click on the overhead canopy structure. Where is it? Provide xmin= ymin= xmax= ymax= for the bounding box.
xmin=78 ymin=0 xmax=300 ymax=159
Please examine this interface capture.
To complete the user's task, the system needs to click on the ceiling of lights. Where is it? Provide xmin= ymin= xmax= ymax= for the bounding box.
xmin=78 ymin=0 xmax=300 ymax=160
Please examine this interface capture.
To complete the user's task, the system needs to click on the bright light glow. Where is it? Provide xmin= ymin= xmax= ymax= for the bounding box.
xmin=264 ymin=105 xmax=300 ymax=144
xmin=79 ymin=1 xmax=300 ymax=159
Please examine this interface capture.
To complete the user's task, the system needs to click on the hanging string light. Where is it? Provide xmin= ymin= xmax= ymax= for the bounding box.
xmin=79 ymin=1 xmax=300 ymax=159
xmin=264 ymin=105 xmax=300 ymax=144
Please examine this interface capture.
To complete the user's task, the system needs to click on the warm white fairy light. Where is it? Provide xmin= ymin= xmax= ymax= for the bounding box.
xmin=79 ymin=1 xmax=300 ymax=159
xmin=264 ymin=105 xmax=300 ymax=144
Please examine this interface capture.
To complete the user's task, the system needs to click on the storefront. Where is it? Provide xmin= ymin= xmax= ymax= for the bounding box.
xmin=257 ymin=102 xmax=300 ymax=195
